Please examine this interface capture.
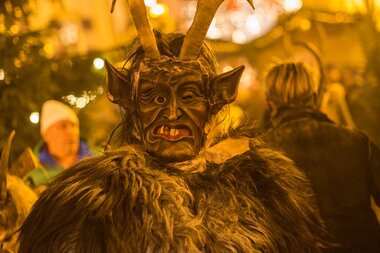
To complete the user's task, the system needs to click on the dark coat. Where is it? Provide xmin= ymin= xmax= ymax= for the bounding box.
xmin=261 ymin=108 xmax=380 ymax=253
xmin=18 ymin=140 xmax=329 ymax=253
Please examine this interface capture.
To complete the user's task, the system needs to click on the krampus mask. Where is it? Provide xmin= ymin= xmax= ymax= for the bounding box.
xmin=106 ymin=0 xmax=253 ymax=163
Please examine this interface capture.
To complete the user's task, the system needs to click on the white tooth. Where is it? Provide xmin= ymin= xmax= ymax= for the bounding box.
xmin=159 ymin=125 xmax=164 ymax=134
xmin=170 ymin=128 xmax=175 ymax=136
xmin=174 ymin=129 xmax=179 ymax=136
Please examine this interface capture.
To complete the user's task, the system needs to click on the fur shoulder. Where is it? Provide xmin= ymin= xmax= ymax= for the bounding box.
xmin=19 ymin=143 xmax=330 ymax=253
xmin=18 ymin=146 xmax=205 ymax=253
xmin=201 ymin=138 xmax=330 ymax=252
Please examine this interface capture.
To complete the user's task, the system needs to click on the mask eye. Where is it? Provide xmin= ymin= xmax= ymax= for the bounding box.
xmin=180 ymin=94 xmax=194 ymax=102
xmin=154 ymin=96 xmax=166 ymax=105
xmin=180 ymin=90 xmax=197 ymax=103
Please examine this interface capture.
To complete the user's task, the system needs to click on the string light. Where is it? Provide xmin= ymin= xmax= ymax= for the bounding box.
xmin=66 ymin=94 xmax=77 ymax=105
xmin=76 ymin=97 xmax=87 ymax=109
xmin=64 ymin=92 xmax=98 ymax=109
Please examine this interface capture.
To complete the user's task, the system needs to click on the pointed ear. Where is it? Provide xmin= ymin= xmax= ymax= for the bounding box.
xmin=105 ymin=59 xmax=133 ymax=109
xmin=209 ymin=65 xmax=245 ymax=114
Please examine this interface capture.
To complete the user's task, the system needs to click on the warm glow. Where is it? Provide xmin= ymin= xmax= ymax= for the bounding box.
xmin=0 ymin=69 xmax=4 ymax=81
xmin=14 ymin=59 xmax=22 ymax=68
xmin=76 ymin=97 xmax=87 ymax=109
xmin=30 ymin=112 xmax=40 ymax=124
xmin=144 ymin=0 xmax=157 ymax=7
xmin=300 ymin=18 xmax=311 ymax=30
xmin=93 ymin=58 xmax=105 ymax=70
xmin=335 ymin=13 xmax=344 ymax=23
xmin=207 ymin=21 xmax=222 ymax=39
xmin=232 ymin=30 xmax=247 ymax=44
xmin=150 ymin=4 xmax=166 ymax=17
xmin=283 ymin=0 xmax=303 ymax=13
xmin=43 ymin=44 xmax=54 ymax=55
xmin=65 ymin=92 xmax=97 ymax=109
xmin=183 ymin=0 xmax=280 ymax=44
xmin=230 ymin=11 xmax=243 ymax=26
xmin=239 ymin=70 xmax=254 ymax=89
xmin=66 ymin=94 xmax=77 ymax=105
xmin=59 ymin=23 xmax=79 ymax=46
xmin=247 ymin=15 xmax=262 ymax=35
xmin=14 ymin=7 xmax=23 ymax=18
xmin=207 ymin=27 xmax=222 ymax=39
xmin=223 ymin=66 xmax=233 ymax=73
xmin=347 ymin=0 xmax=366 ymax=13
xmin=10 ymin=25 xmax=19 ymax=34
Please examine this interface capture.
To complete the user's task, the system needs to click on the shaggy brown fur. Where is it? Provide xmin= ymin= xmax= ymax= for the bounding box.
xmin=0 ymin=175 xmax=37 ymax=252
xmin=18 ymin=139 xmax=329 ymax=253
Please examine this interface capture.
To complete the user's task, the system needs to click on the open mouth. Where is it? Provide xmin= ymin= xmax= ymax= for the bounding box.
xmin=153 ymin=124 xmax=193 ymax=141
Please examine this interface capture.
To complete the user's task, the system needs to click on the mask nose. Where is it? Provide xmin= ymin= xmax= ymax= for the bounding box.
xmin=166 ymin=97 xmax=182 ymax=121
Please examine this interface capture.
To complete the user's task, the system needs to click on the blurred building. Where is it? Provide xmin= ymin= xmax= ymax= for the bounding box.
xmin=29 ymin=0 xmax=130 ymax=54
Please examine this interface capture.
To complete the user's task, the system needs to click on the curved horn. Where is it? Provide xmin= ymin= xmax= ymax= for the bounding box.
xmin=180 ymin=0 xmax=254 ymax=60
xmin=127 ymin=0 xmax=160 ymax=59
xmin=110 ymin=0 xmax=117 ymax=13
xmin=0 ymin=130 xmax=15 ymax=203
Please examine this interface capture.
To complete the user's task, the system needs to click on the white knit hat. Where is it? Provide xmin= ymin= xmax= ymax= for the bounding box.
xmin=40 ymin=100 xmax=79 ymax=136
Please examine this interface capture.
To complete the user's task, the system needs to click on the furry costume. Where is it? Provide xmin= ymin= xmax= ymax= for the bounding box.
xmin=0 ymin=175 xmax=36 ymax=253
xmin=0 ymin=132 xmax=37 ymax=253
xmin=18 ymin=139 xmax=328 ymax=253
xmin=18 ymin=1 xmax=330 ymax=252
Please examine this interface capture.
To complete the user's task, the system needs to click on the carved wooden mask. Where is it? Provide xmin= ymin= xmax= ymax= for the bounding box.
xmin=105 ymin=0 xmax=253 ymax=162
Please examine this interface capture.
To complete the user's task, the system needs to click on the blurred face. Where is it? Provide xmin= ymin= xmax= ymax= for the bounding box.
xmin=137 ymin=60 xmax=209 ymax=163
xmin=43 ymin=120 xmax=80 ymax=160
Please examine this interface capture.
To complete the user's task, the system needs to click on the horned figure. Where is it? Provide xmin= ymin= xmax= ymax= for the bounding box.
xmin=19 ymin=1 xmax=331 ymax=252
xmin=0 ymin=132 xmax=37 ymax=253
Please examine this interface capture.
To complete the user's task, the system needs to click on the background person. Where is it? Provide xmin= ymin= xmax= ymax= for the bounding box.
xmin=261 ymin=61 xmax=380 ymax=253
xmin=24 ymin=100 xmax=93 ymax=188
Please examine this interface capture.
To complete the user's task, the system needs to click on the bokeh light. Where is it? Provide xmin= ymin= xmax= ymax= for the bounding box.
xmin=150 ymin=4 xmax=166 ymax=17
xmin=144 ymin=0 xmax=157 ymax=7
xmin=30 ymin=112 xmax=40 ymax=124
xmin=93 ymin=58 xmax=105 ymax=70
xmin=283 ymin=0 xmax=303 ymax=13
xmin=0 ymin=69 xmax=5 ymax=81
